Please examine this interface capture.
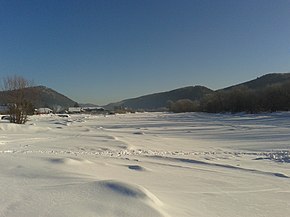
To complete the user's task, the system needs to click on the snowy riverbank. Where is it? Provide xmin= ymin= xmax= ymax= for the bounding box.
xmin=1 ymin=112 xmax=289 ymax=217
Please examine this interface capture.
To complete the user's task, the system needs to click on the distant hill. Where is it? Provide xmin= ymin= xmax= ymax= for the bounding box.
xmin=105 ymin=72 xmax=290 ymax=113
xmin=105 ymin=86 xmax=213 ymax=110
xmin=222 ymin=73 xmax=290 ymax=91
xmin=202 ymin=72 xmax=290 ymax=113
xmin=0 ymin=86 xmax=77 ymax=108
xmin=1 ymin=72 xmax=290 ymax=113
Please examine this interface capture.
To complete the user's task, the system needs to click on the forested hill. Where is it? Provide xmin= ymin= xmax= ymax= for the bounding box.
xmin=105 ymin=86 xmax=213 ymax=110
xmin=222 ymin=73 xmax=290 ymax=91
xmin=0 ymin=86 xmax=77 ymax=109
xmin=105 ymin=72 xmax=290 ymax=113
xmin=1 ymin=72 xmax=290 ymax=113
xmin=201 ymin=73 xmax=290 ymax=113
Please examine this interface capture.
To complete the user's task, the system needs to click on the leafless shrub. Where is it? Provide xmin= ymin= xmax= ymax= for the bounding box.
xmin=2 ymin=75 xmax=35 ymax=124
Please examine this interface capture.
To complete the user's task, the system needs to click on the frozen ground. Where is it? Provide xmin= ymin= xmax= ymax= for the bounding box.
xmin=0 ymin=112 xmax=289 ymax=217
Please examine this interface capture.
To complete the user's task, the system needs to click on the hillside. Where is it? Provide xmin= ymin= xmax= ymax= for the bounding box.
xmin=1 ymin=72 xmax=290 ymax=113
xmin=105 ymin=86 xmax=213 ymax=110
xmin=201 ymin=72 xmax=290 ymax=113
xmin=222 ymin=73 xmax=290 ymax=91
xmin=105 ymin=72 xmax=290 ymax=113
xmin=0 ymin=86 xmax=77 ymax=108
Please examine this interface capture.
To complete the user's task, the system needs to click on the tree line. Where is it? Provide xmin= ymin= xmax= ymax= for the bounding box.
xmin=2 ymin=75 xmax=290 ymax=124
xmin=168 ymin=82 xmax=290 ymax=113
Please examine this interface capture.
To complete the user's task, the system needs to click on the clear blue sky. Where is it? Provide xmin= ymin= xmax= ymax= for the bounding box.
xmin=1 ymin=0 xmax=290 ymax=105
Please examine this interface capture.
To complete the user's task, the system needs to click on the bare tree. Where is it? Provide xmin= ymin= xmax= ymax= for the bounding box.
xmin=169 ymin=99 xmax=200 ymax=113
xmin=1 ymin=75 xmax=34 ymax=124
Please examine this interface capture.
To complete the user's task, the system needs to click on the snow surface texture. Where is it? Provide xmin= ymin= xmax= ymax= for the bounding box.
xmin=0 ymin=112 xmax=290 ymax=217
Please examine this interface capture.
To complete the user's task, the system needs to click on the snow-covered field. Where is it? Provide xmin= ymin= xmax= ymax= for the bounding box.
xmin=0 ymin=112 xmax=289 ymax=217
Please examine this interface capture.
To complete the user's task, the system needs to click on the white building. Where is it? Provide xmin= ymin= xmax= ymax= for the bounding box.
xmin=36 ymin=108 xmax=53 ymax=114
xmin=68 ymin=107 xmax=83 ymax=113
xmin=82 ymin=107 xmax=105 ymax=113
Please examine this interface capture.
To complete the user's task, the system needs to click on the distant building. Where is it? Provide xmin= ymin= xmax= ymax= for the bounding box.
xmin=68 ymin=107 xmax=83 ymax=113
xmin=67 ymin=106 xmax=106 ymax=114
xmin=36 ymin=108 xmax=53 ymax=114
xmin=82 ymin=107 xmax=105 ymax=113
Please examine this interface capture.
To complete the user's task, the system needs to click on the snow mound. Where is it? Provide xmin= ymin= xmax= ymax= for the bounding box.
xmin=0 ymin=123 xmax=25 ymax=132
xmin=0 ymin=123 xmax=50 ymax=132
xmin=48 ymin=157 xmax=92 ymax=165
xmin=96 ymin=180 xmax=163 ymax=207
xmin=46 ymin=180 xmax=166 ymax=217
xmin=127 ymin=165 xmax=147 ymax=171
xmin=100 ymin=180 xmax=147 ymax=198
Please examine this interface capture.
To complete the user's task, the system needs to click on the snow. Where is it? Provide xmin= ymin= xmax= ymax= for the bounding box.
xmin=0 ymin=112 xmax=290 ymax=217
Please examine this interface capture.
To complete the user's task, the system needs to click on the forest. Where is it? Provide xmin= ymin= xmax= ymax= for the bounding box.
xmin=168 ymin=81 xmax=290 ymax=113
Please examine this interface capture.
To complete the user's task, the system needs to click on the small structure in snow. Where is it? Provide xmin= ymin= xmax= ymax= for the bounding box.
xmin=36 ymin=108 xmax=53 ymax=114
xmin=68 ymin=107 xmax=83 ymax=114
xmin=82 ymin=107 xmax=105 ymax=113
xmin=68 ymin=107 xmax=106 ymax=114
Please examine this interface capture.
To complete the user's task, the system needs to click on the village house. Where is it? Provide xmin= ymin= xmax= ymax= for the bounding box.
xmin=82 ymin=107 xmax=105 ymax=113
xmin=67 ymin=107 xmax=106 ymax=114
xmin=36 ymin=108 xmax=53 ymax=114
xmin=68 ymin=107 xmax=83 ymax=114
